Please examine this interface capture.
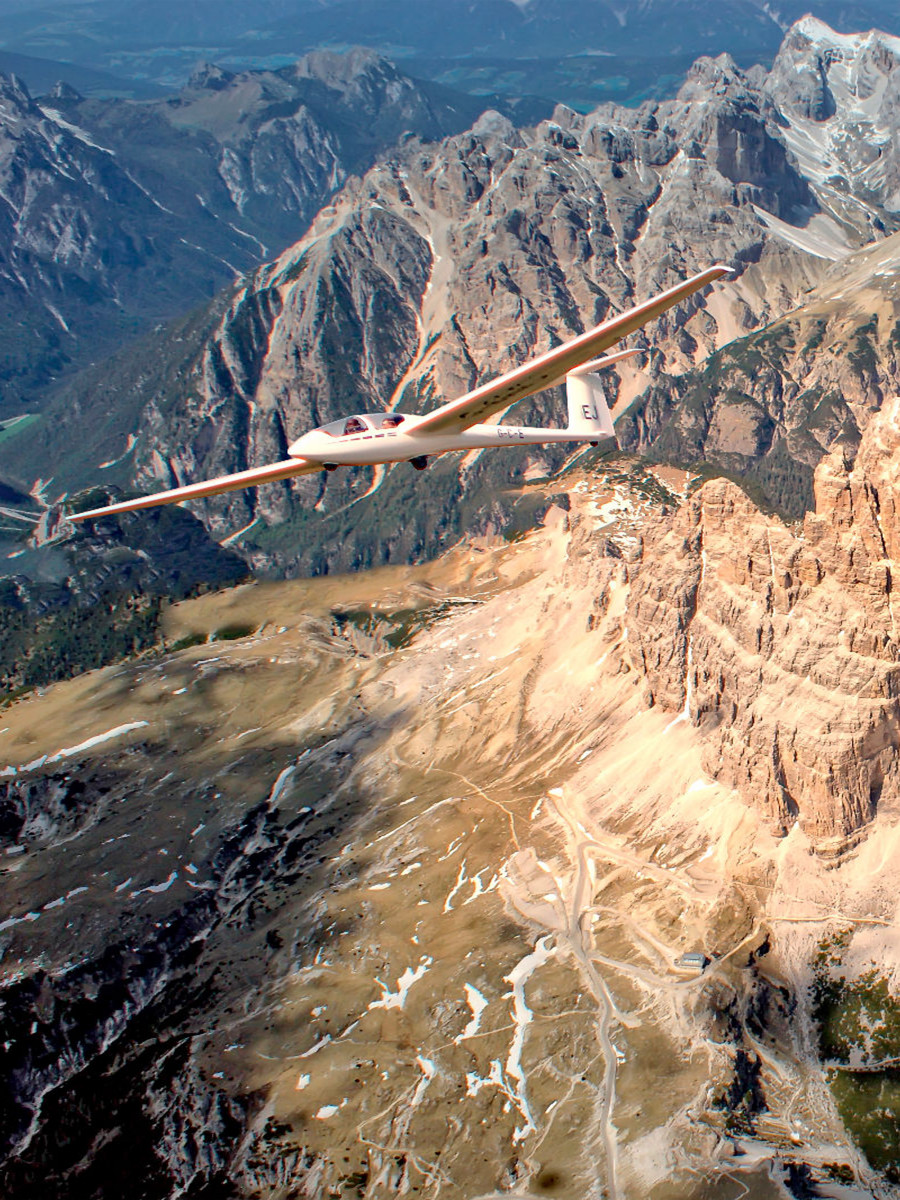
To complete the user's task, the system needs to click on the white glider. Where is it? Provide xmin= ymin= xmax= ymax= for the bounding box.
xmin=69 ymin=264 xmax=731 ymax=523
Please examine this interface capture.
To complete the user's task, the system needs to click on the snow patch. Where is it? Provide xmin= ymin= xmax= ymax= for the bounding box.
xmin=1 ymin=721 xmax=149 ymax=777
xmin=504 ymin=936 xmax=554 ymax=1142
xmin=754 ymin=206 xmax=852 ymax=261
xmin=367 ymin=958 xmax=433 ymax=1011
xmin=131 ymin=870 xmax=178 ymax=898
xmin=455 ymin=984 xmax=489 ymax=1043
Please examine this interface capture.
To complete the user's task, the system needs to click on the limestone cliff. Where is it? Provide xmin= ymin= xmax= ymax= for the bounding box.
xmin=628 ymin=394 xmax=900 ymax=851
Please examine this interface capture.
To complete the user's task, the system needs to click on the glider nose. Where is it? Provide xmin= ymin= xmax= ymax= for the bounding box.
xmin=288 ymin=431 xmax=315 ymax=457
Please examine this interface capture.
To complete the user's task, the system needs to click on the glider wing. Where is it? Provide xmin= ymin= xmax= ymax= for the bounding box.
xmin=408 ymin=264 xmax=731 ymax=437
xmin=69 ymin=457 xmax=319 ymax=522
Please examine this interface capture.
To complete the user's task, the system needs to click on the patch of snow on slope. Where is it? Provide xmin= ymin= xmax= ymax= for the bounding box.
xmin=0 ymin=721 xmax=150 ymax=777
xmin=753 ymin=207 xmax=852 ymax=260
xmin=39 ymin=108 xmax=116 ymax=154
xmin=794 ymin=16 xmax=900 ymax=60
xmin=367 ymin=957 xmax=433 ymax=1010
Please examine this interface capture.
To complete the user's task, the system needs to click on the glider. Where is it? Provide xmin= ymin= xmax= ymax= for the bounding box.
xmin=69 ymin=264 xmax=731 ymax=523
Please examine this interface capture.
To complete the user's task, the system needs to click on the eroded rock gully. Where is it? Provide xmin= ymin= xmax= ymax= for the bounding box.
xmin=628 ymin=399 xmax=900 ymax=850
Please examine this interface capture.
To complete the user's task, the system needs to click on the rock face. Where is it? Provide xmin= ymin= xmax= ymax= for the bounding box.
xmin=0 ymin=72 xmax=209 ymax=403
xmin=765 ymin=16 xmax=900 ymax=220
xmin=628 ymin=394 xmax=900 ymax=850
xmin=0 ymin=51 xmax=505 ymax=408
xmin=618 ymin=229 xmax=900 ymax=519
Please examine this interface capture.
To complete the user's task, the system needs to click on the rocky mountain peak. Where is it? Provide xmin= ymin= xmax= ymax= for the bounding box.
xmin=185 ymin=61 xmax=235 ymax=92
xmin=792 ymin=12 xmax=900 ymax=56
xmin=679 ymin=51 xmax=745 ymax=96
xmin=769 ymin=15 xmax=900 ymax=120
xmin=47 ymin=80 xmax=83 ymax=104
xmin=293 ymin=45 xmax=396 ymax=83
xmin=469 ymin=108 xmax=519 ymax=145
xmin=0 ymin=70 xmax=36 ymax=116
xmin=667 ymin=55 xmax=813 ymax=221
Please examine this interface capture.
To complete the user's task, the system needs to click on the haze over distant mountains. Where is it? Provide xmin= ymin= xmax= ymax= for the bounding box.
xmin=1 ymin=0 xmax=900 ymax=107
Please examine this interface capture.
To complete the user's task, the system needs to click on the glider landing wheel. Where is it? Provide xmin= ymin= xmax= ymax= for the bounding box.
xmin=410 ymin=456 xmax=429 ymax=471
xmin=323 ymin=463 xmax=338 ymax=472
xmin=589 ymin=441 xmax=600 ymax=447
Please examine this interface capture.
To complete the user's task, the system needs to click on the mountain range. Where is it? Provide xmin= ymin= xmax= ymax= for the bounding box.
xmin=0 ymin=49 xmax=529 ymax=409
xmin=7 ymin=16 xmax=897 ymax=573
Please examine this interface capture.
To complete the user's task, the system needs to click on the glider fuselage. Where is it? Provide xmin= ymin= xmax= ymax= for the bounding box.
xmin=287 ymin=415 xmax=597 ymax=467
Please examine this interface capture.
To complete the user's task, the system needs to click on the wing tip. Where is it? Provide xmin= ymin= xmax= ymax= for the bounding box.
xmin=67 ymin=505 xmax=120 ymax=523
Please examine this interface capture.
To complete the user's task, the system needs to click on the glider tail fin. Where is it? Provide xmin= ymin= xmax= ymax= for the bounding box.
xmin=565 ymin=371 xmax=616 ymax=439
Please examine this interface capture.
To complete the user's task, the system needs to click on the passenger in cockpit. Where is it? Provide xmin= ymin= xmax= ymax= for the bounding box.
xmin=382 ymin=415 xmax=404 ymax=428
xmin=343 ymin=417 xmax=366 ymax=435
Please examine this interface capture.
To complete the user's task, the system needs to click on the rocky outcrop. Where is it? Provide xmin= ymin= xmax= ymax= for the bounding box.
xmin=619 ymin=230 xmax=900 ymax=518
xmin=675 ymin=54 xmax=815 ymax=220
xmin=0 ymin=768 xmax=113 ymax=848
xmin=628 ymin=395 xmax=900 ymax=849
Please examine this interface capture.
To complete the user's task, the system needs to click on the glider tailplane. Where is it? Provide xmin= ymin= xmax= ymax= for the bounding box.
xmin=566 ymin=371 xmax=615 ymax=439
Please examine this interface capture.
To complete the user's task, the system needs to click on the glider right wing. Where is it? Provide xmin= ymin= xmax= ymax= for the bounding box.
xmin=69 ymin=456 xmax=319 ymax=522
xmin=408 ymin=264 xmax=732 ymax=437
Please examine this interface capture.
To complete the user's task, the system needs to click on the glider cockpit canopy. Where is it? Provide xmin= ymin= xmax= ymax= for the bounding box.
xmin=319 ymin=413 xmax=407 ymax=437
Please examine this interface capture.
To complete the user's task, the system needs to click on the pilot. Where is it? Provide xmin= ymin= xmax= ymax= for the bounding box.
xmin=343 ymin=417 xmax=366 ymax=435
xmin=381 ymin=414 xmax=404 ymax=428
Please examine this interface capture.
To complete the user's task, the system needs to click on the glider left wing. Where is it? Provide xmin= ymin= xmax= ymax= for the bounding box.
xmin=69 ymin=457 xmax=319 ymax=522
xmin=409 ymin=264 xmax=731 ymax=437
